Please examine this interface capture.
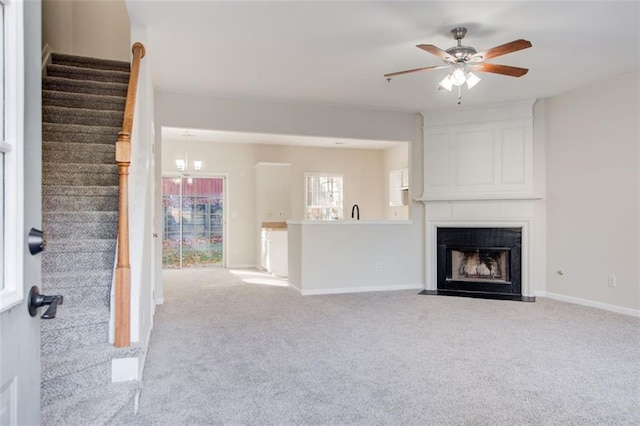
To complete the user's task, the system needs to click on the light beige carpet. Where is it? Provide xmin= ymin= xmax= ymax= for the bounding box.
xmin=113 ymin=268 xmax=640 ymax=425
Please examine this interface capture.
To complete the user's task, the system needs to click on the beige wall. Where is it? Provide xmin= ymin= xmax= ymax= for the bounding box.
xmin=545 ymin=71 xmax=640 ymax=310
xmin=42 ymin=0 xmax=131 ymax=61
xmin=382 ymin=143 xmax=410 ymax=220
xmin=162 ymin=139 xmax=386 ymax=267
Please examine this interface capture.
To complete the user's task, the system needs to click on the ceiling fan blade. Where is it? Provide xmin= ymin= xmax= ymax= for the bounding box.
xmin=384 ymin=65 xmax=448 ymax=78
xmin=473 ymin=63 xmax=529 ymax=77
xmin=416 ymin=44 xmax=454 ymax=62
xmin=471 ymin=39 xmax=532 ymax=61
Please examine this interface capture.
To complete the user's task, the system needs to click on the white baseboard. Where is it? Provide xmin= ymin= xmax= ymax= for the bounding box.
xmin=288 ymin=283 xmax=302 ymax=293
xmin=155 ymin=298 xmax=164 ymax=305
xmin=536 ymin=291 xmax=640 ymax=317
xmin=301 ymin=284 xmax=424 ymax=296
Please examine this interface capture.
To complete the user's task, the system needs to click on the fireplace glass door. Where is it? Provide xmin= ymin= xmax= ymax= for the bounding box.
xmin=437 ymin=227 xmax=522 ymax=298
xmin=450 ymin=248 xmax=510 ymax=283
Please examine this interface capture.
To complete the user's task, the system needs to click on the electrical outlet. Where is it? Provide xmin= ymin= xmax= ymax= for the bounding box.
xmin=375 ymin=263 xmax=383 ymax=272
xmin=608 ymin=275 xmax=617 ymax=288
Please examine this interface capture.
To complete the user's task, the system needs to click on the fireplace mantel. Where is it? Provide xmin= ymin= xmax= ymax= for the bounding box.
xmin=420 ymin=100 xmax=543 ymax=300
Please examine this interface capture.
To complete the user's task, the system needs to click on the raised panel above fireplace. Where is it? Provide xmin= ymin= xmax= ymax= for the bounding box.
xmin=422 ymin=100 xmax=535 ymax=201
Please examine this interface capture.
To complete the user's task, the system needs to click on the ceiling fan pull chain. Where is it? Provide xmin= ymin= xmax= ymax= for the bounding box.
xmin=457 ymin=86 xmax=462 ymax=105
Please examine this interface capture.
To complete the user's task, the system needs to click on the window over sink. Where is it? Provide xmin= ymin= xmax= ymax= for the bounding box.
xmin=305 ymin=173 xmax=343 ymax=220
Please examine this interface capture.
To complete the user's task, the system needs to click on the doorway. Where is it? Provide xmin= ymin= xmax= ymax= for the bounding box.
xmin=162 ymin=176 xmax=226 ymax=268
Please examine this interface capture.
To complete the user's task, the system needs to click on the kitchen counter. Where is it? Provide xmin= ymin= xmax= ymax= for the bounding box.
xmin=287 ymin=220 xmax=422 ymax=295
xmin=261 ymin=221 xmax=288 ymax=230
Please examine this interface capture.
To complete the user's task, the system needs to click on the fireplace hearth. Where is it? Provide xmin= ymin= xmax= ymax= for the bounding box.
xmin=422 ymin=227 xmax=533 ymax=302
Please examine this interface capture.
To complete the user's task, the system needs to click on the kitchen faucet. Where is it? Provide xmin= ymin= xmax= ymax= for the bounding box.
xmin=351 ymin=204 xmax=360 ymax=220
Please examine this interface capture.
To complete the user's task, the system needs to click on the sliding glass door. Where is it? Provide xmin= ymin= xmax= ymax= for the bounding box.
xmin=162 ymin=177 xmax=225 ymax=269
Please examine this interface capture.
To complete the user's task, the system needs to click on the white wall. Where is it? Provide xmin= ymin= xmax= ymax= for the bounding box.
xmin=154 ymin=92 xmax=424 ymax=289
xmin=128 ymin=23 xmax=155 ymax=346
xmin=162 ymin=140 xmax=255 ymax=268
xmin=248 ymin=144 xmax=385 ymax=220
xmin=42 ymin=0 xmax=131 ymax=61
xmin=383 ymin=143 xmax=409 ymax=220
xmin=545 ymin=72 xmax=640 ymax=311
xmin=161 ymin=140 xmax=388 ymax=267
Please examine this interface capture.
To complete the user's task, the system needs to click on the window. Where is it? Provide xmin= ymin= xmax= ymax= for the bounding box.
xmin=0 ymin=0 xmax=24 ymax=311
xmin=305 ymin=173 xmax=343 ymax=220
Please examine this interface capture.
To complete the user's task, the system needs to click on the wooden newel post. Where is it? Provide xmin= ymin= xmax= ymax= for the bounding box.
xmin=114 ymin=42 xmax=145 ymax=348
xmin=115 ymin=132 xmax=131 ymax=347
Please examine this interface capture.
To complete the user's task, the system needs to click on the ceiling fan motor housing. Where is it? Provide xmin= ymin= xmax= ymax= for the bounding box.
xmin=451 ymin=27 xmax=467 ymax=40
xmin=446 ymin=27 xmax=478 ymax=61
xmin=445 ymin=46 xmax=478 ymax=61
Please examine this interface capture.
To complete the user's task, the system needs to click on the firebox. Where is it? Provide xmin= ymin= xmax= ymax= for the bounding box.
xmin=430 ymin=227 xmax=531 ymax=301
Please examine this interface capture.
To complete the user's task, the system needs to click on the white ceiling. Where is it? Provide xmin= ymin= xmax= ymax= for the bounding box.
xmin=128 ymin=1 xmax=639 ymax=148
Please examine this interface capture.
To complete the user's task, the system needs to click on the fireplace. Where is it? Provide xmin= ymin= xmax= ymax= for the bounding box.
xmin=428 ymin=227 xmax=532 ymax=301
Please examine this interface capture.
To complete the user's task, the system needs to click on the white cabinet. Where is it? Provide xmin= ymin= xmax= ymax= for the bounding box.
xmin=400 ymin=167 xmax=409 ymax=188
xmin=269 ymin=230 xmax=288 ymax=278
xmin=260 ymin=229 xmax=288 ymax=277
xmin=255 ymin=163 xmax=291 ymax=222
xmin=389 ymin=168 xmax=409 ymax=206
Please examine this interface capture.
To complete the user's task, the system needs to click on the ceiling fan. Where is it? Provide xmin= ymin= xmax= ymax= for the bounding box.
xmin=385 ymin=27 xmax=532 ymax=101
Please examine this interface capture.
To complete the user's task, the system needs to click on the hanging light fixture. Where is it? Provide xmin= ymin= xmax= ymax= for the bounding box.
xmin=175 ymin=152 xmax=202 ymax=176
xmin=176 ymin=130 xmax=203 ymax=177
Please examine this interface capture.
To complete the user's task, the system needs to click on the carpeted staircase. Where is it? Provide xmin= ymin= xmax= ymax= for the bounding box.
xmin=41 ymin=53 xmax=142 ymax=425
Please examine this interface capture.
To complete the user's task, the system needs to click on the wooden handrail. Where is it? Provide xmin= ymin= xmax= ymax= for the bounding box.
xmin=115 ymin=42 xmax=145 ymax=347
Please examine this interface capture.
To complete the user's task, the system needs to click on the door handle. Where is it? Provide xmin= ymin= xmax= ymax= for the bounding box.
xmin=27 ymin=286 xmax=63 ymax=319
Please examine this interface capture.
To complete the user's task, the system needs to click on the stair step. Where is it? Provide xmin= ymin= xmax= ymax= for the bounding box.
xmin=43 ymin=162 xmax=118 ymax=175
xmin=43 ymin=122 xmax=120 ymax=145
xmin=42 ymin=279 xmax=111 ymax=309
xmin=42 ymin=319 xmax=109 ymax=356
xmin=46 ymin=64 xmax=130 ymax=84
xmin=44 ymin=239 xmax=117 ymax=254
xmin=42 ymin=240 xmax=117 ymax=274
xmin=42 ymin=381 xmax=138 ymax=426
xmin=43 ymin=141 xmax=115 ymax=165
xmin=43 ymin=105 xmax=124 ymax=127
xmin=43 ymin=211 xmax=117 ymax=240
xmin=43 ymin=90 xmax=126 ymax=111
xmin=42 ymin=270 xmax=113 ymax=309
xmin=43 ymin=185 xmax=118 ymax=212
xmin=42 ymin=342 xmax=144 ymax=407
xmin=43 ymin=342 xmax=144 ymax=382
xmin=42 ymin=270 xmax=113 ymax=290
xmin=42 ymin=360 xmax=111 ymax=407
xmin=41 ymin=304 xmax=110 ymax=331
xmin=44 ymin=76 xmax=128 ymax=97
xmin=51 ymin=52 xmax=130 ymax=73
xmin=43 ymin=162 xmax=119 ymax=187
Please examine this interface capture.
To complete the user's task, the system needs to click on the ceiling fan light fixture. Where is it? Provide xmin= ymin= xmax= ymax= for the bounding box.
xmin=465 ymin=71 xmax=481 ymax=89
xmin=451 ymin=65 xmax=466 ymax=86
xmin=439 ymin=74 xmax=453 ymax=91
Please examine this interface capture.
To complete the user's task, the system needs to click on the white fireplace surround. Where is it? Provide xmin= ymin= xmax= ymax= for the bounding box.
xmin=420 ymin=100 xmax=542 ymax=298
xmin=424 ymin=203 xmax=535 ymax=297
